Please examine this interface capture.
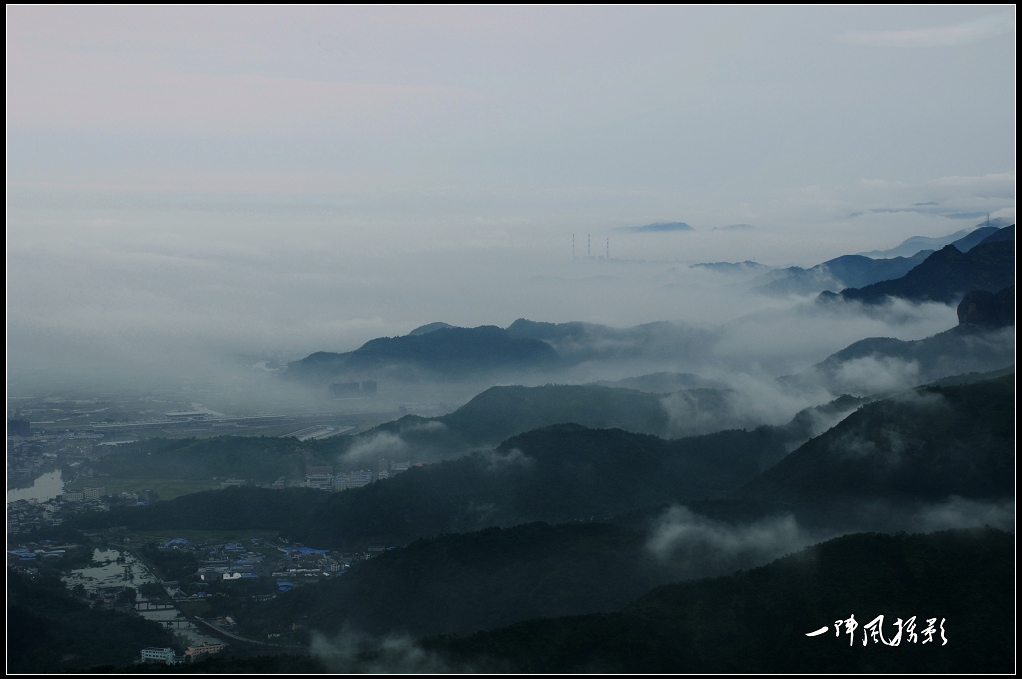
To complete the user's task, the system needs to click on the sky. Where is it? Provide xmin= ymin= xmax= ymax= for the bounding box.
xmin=6 ymin=6 xmax=1016 ymax=390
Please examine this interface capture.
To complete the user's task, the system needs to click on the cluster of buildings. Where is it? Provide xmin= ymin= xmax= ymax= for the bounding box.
xmin=8 ymin=542 xmax=79 ymax=563
xmin=7 ymin=489 xmax=153 ymax=535
xmin=153 ymin=535 xmax=404 ymax=597
xmin=140 ymin=642 xmax=226 ymax=665
xmin=194 ymin=541 xmax=266 ymax=581
xmin=7 ymin=498 xmax=66 ymax=535
xmin=81 ymin=583 xmax=138 ymax=611
xmin=302 ymin=460 xmax=418 ymax=492
xmin=6 ymin=418 xmax=120 ymax=488
xmin=271 ymin=546 xmax=349 ymax=587
xmin=156 ymin=535 xmax=359 ymax=588
xmin=61 ymin=487 xmax=106 ymax=502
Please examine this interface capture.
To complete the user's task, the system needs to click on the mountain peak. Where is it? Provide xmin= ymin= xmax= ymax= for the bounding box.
xmin=615 ymin=222 xmax=694 ymax=233
xmin=408 ymin=322 xmax=459 ymax=336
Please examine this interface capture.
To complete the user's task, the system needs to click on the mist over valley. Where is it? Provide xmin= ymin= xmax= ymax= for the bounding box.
xmin=6 ymin=6 xmax=1015 ymax=674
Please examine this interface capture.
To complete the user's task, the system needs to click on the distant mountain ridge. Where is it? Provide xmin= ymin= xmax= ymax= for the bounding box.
xmin=408 ymin=321 xmax=458 ymax=335
xmin=754 ymin=250 xmax=932 ymax=297
xmin=857 ymin=218 xmax=1010 ymax=258
xmin=690 ymin=261 xmax=772 ymax=277
xmin=285 ymin=317 xmax=717 ymax=385
xmin=284 ymin=325 xmax=559 ymax=383
xmin=834 ymin=233 xmax=1014 ymax=305
xmin=505 ymin=318 xmax=714 ymax=363
xmin=284 ymin=227 xmax=1012 ymax=387
xmin=615 ymin=221 xmax=694 ymax=233
xmin=751 ymin=224 xmax=1012 ymax=298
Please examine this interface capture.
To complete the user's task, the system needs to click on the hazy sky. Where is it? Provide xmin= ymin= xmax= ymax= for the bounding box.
xmin=6 ymin=6 xmax=1016 ymax=388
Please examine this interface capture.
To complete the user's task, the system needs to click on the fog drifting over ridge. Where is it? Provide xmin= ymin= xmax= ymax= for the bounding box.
xmin=6 ymin=6 xmax=1015 ymax=395
xmin=7 ymin=202 xmax=971 ymax=394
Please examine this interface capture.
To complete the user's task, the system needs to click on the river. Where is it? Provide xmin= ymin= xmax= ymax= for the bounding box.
xmin=7 ymin=470 xmax=65 ymax=504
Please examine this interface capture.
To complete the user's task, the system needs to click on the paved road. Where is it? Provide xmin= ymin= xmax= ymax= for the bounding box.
xmin=192 ymin=617 xmax=303 ymax=650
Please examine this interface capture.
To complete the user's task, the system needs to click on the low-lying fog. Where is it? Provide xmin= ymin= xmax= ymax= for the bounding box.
xmin=8 ymin=6 xmax=1015 ymax=413
xmin=6 ymin=195 xmax=1008 ymax=412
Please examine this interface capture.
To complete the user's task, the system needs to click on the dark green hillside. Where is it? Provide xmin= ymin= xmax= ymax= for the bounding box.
xmin=281 ymin=350 xmax=353 ymax=383
xmin=284 ymin=325 xmax=558 ymax=383
xmin=8 ymin=570 xmax=177 ymax=673
xmin=292 ymin=420 xmax=813 ymax=550
xmin=306 ymin=382 xmax=680 ymax=466
xmin=922 ymin=365 xmax=1014 ymax=387
xmin=428 ymin=528 xmax=1014 ymax=673
xmin=784 ymin=323 xmax=1015 ymax=396
xmin=504 ymin=318 xmax=594 ymax=341
xmin=366 ymin=383 xmax=758 ymax=457
xmin=119 ymin=655 xmax=327 ymax=673
xmin=368 ymin=380 xmax=845 ymax=455
xmin=89 ymin=379 xmax=858 ymax=486
xmin=60 ymin=394 xmax=860 ymax=542
xmin=234 ymin=522 xmax=669 ymax=640
xmin=743 ymin=375 xmax=1014 ymax=503
xmin=439 ymin=384 xmax=670 ymax=441
xmin=75 ymin=384 xmax=857 ymax=502
xmin=593 ymin=371 xmax=724 ymax=393
xmin=957 ymin=285 xmax=1014 ymax=328
xmin=348 ymin=326 xmax=558 ymax=374
xmin=92 ymin=436 xmax=341 ymax=483
xmin=68 ymin=487 xmax=330 ymax=533
xmin=370 ymin=384 xmax=670 ymax=451
xmin=838 ymin=239 xmax=1014 ymax=304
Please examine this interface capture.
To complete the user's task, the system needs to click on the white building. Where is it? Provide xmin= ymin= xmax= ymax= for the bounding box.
xmin=141 ymin=647 xmax=181 ymax=664
xmin=332 ymin=470 xmax=374 ymax=490
xmin=82 ymin=487 xmax=105 ymax=500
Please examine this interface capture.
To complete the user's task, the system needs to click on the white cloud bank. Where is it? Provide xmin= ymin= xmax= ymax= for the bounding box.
xmin=836 ymin=12 xmax=1015 ymax=48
